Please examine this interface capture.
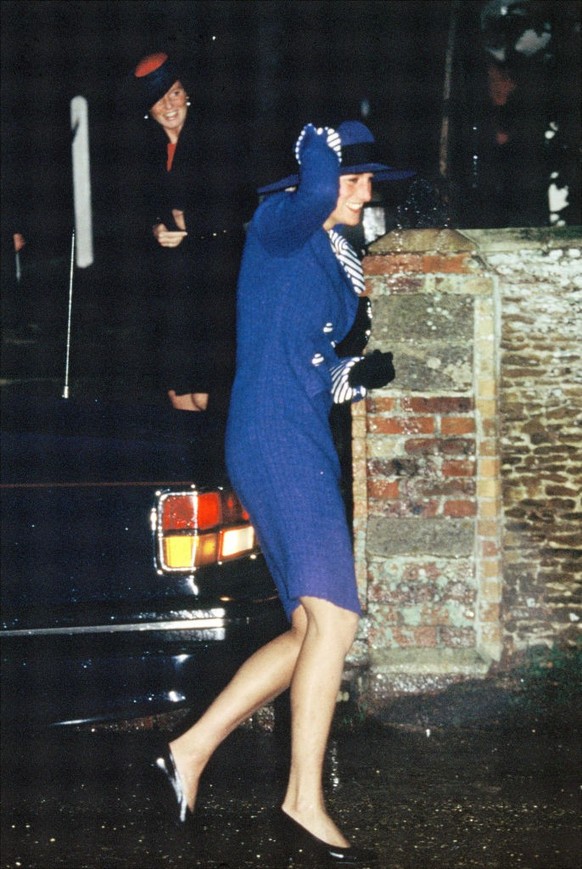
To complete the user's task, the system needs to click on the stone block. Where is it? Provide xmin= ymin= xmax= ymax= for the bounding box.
xmin=367 ymin=516 xmax=474 ymax=557
xmin=372 ymin=294 xmax=474 ymax=343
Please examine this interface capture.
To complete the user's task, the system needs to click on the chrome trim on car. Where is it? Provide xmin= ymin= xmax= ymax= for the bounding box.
xmin=1 ymin=614 xmax=227 ymax=638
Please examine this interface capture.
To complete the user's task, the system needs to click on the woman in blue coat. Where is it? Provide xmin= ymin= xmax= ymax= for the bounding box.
xmin=157 ymin=121 xmax=412 ymax=864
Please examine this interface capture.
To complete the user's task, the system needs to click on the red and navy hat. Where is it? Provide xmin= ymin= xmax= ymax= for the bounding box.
xmin=132 ymin=52 xmax=182 ymax=112
xmin=258 ymin=121 xmax=414 ymax=195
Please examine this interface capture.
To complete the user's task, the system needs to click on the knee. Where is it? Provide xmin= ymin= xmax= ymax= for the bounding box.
xmin=290 ymin=605 xmax=309 ymax=644
xmin=336 ymin=607 xmax=359 ymax=651
xmin=326 ymin=607 xmax=359 ymax=656
xmin=300 ymin=597 xmax=359 ymax=652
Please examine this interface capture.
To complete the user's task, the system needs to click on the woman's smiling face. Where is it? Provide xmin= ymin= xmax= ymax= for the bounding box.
xmin=323 ymin=173 xmax=373 ymax=230
xmin=149 ymin=80 xmax=189 ymax=139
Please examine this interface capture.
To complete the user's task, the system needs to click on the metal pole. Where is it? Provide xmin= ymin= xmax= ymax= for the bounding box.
xmin=62 ymin=230 xmax=75 ymax=399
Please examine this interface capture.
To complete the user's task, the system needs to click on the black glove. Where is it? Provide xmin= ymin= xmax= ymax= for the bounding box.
xmin=348 ymin=350 xmax=395 ymax=390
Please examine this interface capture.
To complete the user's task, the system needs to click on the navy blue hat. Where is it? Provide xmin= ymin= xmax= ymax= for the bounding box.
xmin=258 ymin=120 xmax=414 ymax=194
xmin=132 ymin=52 xmax=182 ymax=112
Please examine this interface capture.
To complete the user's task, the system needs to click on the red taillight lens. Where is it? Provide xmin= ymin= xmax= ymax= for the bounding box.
xmin=162 ymin=495 xmax=195 ymax=530
xmin=197 ymin=492 xmax=222 ymax=529
xmin=162 ymin=492 xmax=221 ymax=532
xmin=157 ymin=489 xmax=257 ymax=572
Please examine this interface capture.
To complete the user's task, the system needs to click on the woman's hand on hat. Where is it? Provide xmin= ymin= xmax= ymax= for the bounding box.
xmin=294 ymin=124 xmax=341 ymax=165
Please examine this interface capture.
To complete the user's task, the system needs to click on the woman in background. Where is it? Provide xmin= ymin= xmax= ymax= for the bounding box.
xmin=123 ymin=52 xmax=243 ymax=413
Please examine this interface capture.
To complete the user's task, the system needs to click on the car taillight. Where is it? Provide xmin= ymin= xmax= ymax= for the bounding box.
xmin=156 ymin=488 xmax=258 ymax=572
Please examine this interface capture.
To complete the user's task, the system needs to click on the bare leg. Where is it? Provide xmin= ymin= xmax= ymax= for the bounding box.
xmin=169 ymin=606 xmax=308 ymax=812
xmin=282 ymin=596 xmax=359 ymax=848
xmin=169 ymin=595 xmax=358 ymax=849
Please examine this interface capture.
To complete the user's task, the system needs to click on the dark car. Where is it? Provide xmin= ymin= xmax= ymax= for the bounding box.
xmin=0 ymin=390 xmax=286 ymax=729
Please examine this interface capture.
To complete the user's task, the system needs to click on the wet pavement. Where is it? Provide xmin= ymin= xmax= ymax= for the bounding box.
xmin=1 ymin=686 xmax=580 ymax=869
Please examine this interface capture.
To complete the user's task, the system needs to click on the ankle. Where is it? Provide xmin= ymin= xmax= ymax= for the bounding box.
xmin=170 ymin=735 xmax=208 ymax=766
xmin=281 ymin=798 xmax=330 ymax=831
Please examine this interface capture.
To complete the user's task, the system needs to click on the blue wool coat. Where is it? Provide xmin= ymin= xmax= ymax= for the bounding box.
xmin=226 ymin=129 xmax=364 ymax=620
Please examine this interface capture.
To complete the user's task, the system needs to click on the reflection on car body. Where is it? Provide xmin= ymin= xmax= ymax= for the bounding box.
xmin=0 ymin=391 xmax=286 ymax=728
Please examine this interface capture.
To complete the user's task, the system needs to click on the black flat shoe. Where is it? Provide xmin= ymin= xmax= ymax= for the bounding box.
xmin=278 ymin=808 xmax=377 ymax=866
xmin=154 ymin=743 xmax=190 ymax=824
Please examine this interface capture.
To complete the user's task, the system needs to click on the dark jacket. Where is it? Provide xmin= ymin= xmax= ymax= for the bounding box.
xmin=123 ymin=115 xmax=246 ymax=407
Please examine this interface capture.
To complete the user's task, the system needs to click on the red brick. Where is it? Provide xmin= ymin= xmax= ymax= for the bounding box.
xmin=404 ymin=438 xmax=439 ymax=454
xmin=422 ymin=253 xmax=476 ymax=274
xmin=367 ymin=480 xmax=400 ymax=500
xmin=403 ymin=417 xmax=435 ymax=434
xmin=442 ymin=459 xmax=476 ymax=478
xmin=439 ymin=438 xmax=475 ymax=456
xmin=366 ymin=396 xmax=396 ymax=413
xmin=444 ymin=500 xmax=477 ymax=517
xmin=441 ymin=417 xmax=476 ymax=436
xmin=401 ymin=396 xmax=474 ymax=414
xmin=368 ymin=416 xmax=434 ymax=435
xmin=364 ymin=253 xmax=424 ymax=274
xmin=368 ymin=417 xmax=406 ymax=435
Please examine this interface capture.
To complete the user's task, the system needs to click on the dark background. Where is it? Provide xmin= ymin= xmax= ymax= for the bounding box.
xmin=1 ymin=0 xmax=580 ymax=391
xmin=3 ymin=0 xmax=579 ymax=249
xmin=1 ymin=1 xmax=454 ymax=246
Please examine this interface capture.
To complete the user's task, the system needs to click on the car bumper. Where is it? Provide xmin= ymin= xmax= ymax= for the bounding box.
xmin=1 ymin=598 xmax=287 ymax=728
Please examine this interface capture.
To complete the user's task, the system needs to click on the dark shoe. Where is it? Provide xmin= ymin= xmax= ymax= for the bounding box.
xmin=154 ymin=743 xmax=190 ymax=824
xmin=278 ymin=808 xmax=377 ymax=865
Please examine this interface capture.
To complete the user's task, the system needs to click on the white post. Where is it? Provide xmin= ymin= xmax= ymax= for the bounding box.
xmin=70 ymin=96 xmax=93 ymax=268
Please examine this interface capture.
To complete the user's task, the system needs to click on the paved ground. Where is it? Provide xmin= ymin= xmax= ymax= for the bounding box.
xmin=2 ymin=681 xmax=580 ymax=869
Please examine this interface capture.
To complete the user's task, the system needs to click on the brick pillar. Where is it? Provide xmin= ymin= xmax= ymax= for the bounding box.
xmin=353 ymin=228 xmax=503 ymax=707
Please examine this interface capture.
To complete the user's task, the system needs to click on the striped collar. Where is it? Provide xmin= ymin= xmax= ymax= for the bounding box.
xmin=327 ymin=229 xmax=365 ymax=295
